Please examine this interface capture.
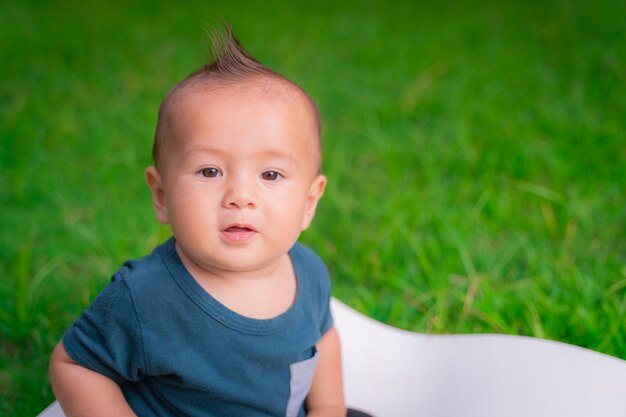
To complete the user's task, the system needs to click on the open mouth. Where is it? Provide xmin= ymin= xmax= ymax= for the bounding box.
xmin=224 ymin=226 xmax=255 ymax=233
xmin=221 ymin=224 xmax=257 ymax=243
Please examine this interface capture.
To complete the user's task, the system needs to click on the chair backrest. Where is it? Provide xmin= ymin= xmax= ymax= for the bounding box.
xmin=331 ymin=298 xmax=626 ymax=417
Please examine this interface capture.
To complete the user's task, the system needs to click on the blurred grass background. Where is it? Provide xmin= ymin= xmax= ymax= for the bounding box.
xmin=1 ymin=0 xmax=625 ymax=414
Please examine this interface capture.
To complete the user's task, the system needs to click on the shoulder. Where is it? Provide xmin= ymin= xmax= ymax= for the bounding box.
xmin=290 ymin=242 xmax=328 ymax=275
xmin=290 ymin=241 xmax=331 ymax=299
xmin=82 ymin=240 xmax=172 ymax=313
xmin=114 ymin=239 xmax=173 ymax=289
xmin=291 ymin=242 xmax=334 ymax=336
xmin=94 ymin=239 xmax=183 ymax=316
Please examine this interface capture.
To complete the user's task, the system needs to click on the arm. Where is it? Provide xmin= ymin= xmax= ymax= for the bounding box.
xmin=50 ymin=341 xmax=137 ymax=417
xmin=306 ymin=326 xmax=347 ymax=417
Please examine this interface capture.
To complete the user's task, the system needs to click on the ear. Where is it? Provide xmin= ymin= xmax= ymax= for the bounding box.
xmin=145 ymin=166 xmax=170 ymax=224
xmin=301 ymin=174 xmax=327 ymax=231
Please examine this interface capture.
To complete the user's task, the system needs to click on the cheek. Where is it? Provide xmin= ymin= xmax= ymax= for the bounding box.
xmin=168 ymin=190 xmax=215 ymax=227
xmin=266 ymin=191 xmax=309 ymax=225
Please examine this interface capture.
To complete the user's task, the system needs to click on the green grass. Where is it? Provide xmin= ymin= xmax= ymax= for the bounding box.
xmin=1 ymin=0 xmax=625 ymax=414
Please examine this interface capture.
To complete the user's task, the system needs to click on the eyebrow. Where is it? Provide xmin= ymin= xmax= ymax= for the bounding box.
xmin=182 ymin=146 xmax=299 ymax=164
xmin=259 ymin=149 xmax=299 ymax=164
xmin=182 ymin=147 xmax=227 ymax=158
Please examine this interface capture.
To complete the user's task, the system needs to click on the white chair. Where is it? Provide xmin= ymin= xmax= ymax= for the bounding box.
xmin=331 ymin=298 xmax=626 ymax=417
xmin=39 ymin=298 xmax=626 ymax=417
xmin=37 ymin=402 xmax=64 ymax=417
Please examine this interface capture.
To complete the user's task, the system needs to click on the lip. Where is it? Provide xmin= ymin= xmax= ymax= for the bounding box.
xmin=221 ymin=224 xmax=258 ymax=244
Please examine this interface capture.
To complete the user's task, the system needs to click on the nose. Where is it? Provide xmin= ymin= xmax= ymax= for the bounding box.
xmin=221 ymin=174 xmax=257 ymax=209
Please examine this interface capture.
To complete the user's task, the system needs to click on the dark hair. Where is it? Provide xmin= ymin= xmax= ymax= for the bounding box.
xmin=152 ymin=25 xmax=321 ymax=170
xmin=200 ymin=25 xmax=271 ymax=78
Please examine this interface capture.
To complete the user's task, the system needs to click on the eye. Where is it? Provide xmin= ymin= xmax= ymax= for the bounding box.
xmin=199 ymin=167 xmax=221 ymax=178
xmin=261 ymin=171 xmax=282 ymax=181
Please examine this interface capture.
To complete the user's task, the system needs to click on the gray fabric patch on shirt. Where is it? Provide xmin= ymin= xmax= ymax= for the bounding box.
xmin=286 ymin=349 xmax=319 ymax=417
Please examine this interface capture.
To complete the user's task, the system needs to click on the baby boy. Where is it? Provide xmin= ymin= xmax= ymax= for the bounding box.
xmin=50 ymin=28 xmax=345 ymax=417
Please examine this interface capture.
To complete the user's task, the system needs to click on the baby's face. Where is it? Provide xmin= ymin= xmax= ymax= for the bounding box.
xmin=147 ymin=84 xmax=326 ymax=275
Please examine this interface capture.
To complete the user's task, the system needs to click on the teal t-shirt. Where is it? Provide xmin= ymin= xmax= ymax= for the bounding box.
xmin=63 ymin=238 xmax=333 ymax=417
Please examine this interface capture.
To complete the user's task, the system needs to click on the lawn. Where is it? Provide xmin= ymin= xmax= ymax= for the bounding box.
xmin=1 ymin=0 xmax=625 ymax=415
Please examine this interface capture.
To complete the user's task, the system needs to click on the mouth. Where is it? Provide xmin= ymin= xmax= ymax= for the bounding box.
xmin=223 ymin=224 xmax=257 ymax=233
xmin=221 ymin=224 xmax=258 ymax=243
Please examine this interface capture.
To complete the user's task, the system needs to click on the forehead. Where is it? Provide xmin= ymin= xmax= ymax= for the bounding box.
xmin=164 ymin=81 xmax=321 ymax=170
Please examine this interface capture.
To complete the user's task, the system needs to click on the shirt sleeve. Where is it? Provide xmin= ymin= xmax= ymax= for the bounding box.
xmin=62 ymin=272 xmax=146 ymax=384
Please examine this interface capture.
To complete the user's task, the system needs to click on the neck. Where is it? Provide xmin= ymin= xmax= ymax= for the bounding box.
xmin=173 ymin=242 xmax=297 ymax=319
